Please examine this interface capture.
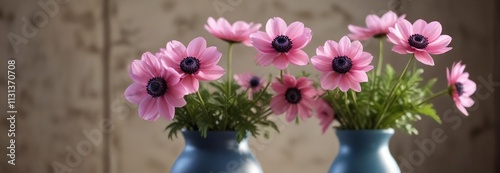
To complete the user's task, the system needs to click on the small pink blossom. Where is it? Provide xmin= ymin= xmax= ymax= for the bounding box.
xmin=446 ymin=61 xmax=476 ymax=115
xmin=250 ymin=17 xmax=312 ymax=70
xmin=315 ymin=99 xmax=334 ymax=134
xmin=161 ymin=37 xmax=225 ymax=94
xmin=124 ymin=52 xmax=188 ymax=121
xmin=270 ymin=74 xmax=316 ymax=122
xmin=348 ymin=11 xmax=406 ymax=40
xmin=311 ymin=36 xmax=374 ymax=92
xmin=387 ymin=19 xmax=452 ymax=66
xmin=234 ymin=73 xmax=265 ymax=98
xmin=205 ymin=17 xmax=261 ymax=46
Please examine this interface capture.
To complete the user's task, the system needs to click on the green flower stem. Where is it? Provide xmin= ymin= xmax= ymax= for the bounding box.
xmin=350 ymin=90 xmax=361 ymax=128
xmin=280 ymin=69 xmax=284 ymax=81
xmin=344 ymin=92 xmax=358 ymax=129
xmin=243 ymin=81 xmax=271 ymax=112
xmin=376 ymin=39 xmax=384 ymax=76
xmin=375 ymin=54 xmax=415 ymax=128
xmin=196 ymin=90 xmax=208 ymax=115
xmin=226 ymin=42 xmax=234 ymax=94
xmin=367 ymin=39 xmax=384 ymax=116
xmin=418 ymin=89 xmax=448 ymax=106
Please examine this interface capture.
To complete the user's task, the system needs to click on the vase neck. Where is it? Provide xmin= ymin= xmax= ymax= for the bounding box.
xmin=182 ymin=131 xmax=248 ymax=150
xmin=335 ymin=129 xmax=394 ymax=151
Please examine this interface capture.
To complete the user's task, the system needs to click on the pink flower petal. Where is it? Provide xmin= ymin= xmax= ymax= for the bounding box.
xmin=460 ymin=96 xmax=475 ymax=107
xmin=412 ymin=19 xmax=427 ymax=34
xmin=414 ymin=51 xmax=435 ymax=66
xmin=255 ymin=52 xmax=278 ymax=67
xmin=347 ymin=41 xmax=363 ymax=58
xmin=423 ymin=21 xmax=442 ymax=42
xmin=186 ymin=37 xmax=207 ymax=58
xmin=426 ymin=35 xmax=452 ymax=54
xmin=285 ymin=105 xmax=298 ymax=122
xmin=158 ymin=97 xmax=175 ymax=120
xmin=311 ymin=55 xmax=333 ymax=72
xmin=298 ymin=103 xmax=312 ymax=120
xmin=320 ymin=72 xmax=340 ymax=90
xmin=396 ymin=19 xmax=413 ymax=40
xmin=165 ymin=95 xmax=187 ymax=108
xmin=196 ymin=65 xmax=225 ymax=81
xmin=272 ymin=54 xmax=290 ymax=70
xmin=199 ymin=47 xmax=222 ymax=68
xmin=139 ymin=97 xmax=159 ymax=121
xmin=252 ymin=36 xmax=276 ymax=53
xmin=455 ymin=101 xmax=469 ymax=116
xmin=282 ymin=74 xmax=297 ymax=87
xmin=287 ymin=50 xmax=309 ymax=66
xmin=166 ymin=40 xmax=187 ymax=61
xmin=181 ymin=75 xmax=199 ymax=94
xmin=163 ymin=68 xmax=181 ymax=86
xmin=129 ymin=60 xmax=152 ymax=84
xmin=271 ymin=81 xmax=287 ymax=93
xmin=270 ymin=94 xmax=287 ymax=114
xmin=392 ymin=44 xmax=409 ymax=54
xmin=325 ymin=40 xmax=340 ymax=57
xmin=266 ymin=17 xmax=287 ymax=38
xmin=142 ymin=52 xmax=161 ymax=75
xmin=338 ymin=75 xmax=350 ymax=92
xmin=285 ymin=21 xmax=305 ymax=39
xmin=338 ymin=36 xmax=352 ymax=55
xmin=125 ymin=83 xmax=148 ymax=104
xmin=347 ymin=70 xmax=368 ymax=82
xmin=366 ymin=14 xmax=382 ymax=31
xmin=291 ymin=34 xmax=311 ymax=50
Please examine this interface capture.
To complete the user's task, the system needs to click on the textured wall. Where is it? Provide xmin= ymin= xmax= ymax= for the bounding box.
xmin=0 ymin=0 xmax=497 ymax=173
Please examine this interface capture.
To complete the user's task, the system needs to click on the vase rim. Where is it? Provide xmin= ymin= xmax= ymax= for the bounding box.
xmin=181 ymin=129 xmax=238 ymax=133
xmin=334 ymin=128 xmax=395 ymax=133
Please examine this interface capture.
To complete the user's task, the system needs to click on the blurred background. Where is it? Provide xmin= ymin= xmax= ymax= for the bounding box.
xmin=0 ymin=0 xmax=498 ymax=172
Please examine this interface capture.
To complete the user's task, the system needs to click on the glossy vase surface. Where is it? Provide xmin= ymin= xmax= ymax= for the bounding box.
xmin=329 ymin=129 xmax=400 ymax=173
xmin=171 ymin=130 xmax=262 ymax=173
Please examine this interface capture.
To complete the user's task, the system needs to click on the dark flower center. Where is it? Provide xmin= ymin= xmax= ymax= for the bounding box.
xmin=180 ymin=56 xmax=200 ymax=74
xmin=455 ymin=82 xmax=464 ymax=96
xmin=146 ymin=77 xmax=167 ymax=98
xmin=285 ymin=88 xmax=302 ymax=104
xmin=272 ymin=35 xmax=293 ymax=53
xmin=249 ymin=76 xmax=260 ymax=88
xmin=331 ymin=56 xmax=353 ymax=74
xmin=408 ymin=34 xmax=429 ymax=49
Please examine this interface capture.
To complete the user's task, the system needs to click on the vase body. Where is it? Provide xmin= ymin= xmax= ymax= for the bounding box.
xmin=171 ymin=131 xmax=263 ymax=173
xmin=329 ymin=129 xmax=400 ymax=173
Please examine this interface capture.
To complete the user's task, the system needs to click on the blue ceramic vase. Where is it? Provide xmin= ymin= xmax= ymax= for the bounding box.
xmin=170 ymin=130 xmax=263 ymax=173
xmin=329 ymin=129 xmax=400 ymax=173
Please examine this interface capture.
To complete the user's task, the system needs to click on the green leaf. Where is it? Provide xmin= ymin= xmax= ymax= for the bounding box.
xmin=416 ymin=104 xmax=442 ymax=124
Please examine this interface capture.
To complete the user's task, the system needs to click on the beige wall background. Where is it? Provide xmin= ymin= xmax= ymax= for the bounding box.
xmin=0 ymin=0 xmax=498 ymax=173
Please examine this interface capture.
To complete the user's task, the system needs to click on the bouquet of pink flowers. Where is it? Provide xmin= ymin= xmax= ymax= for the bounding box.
xmin=124 ymin=11 xmax=476 ymax=140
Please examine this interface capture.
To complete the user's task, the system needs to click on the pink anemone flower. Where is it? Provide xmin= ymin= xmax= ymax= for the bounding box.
xmin=161 ymin=37 xmax=225 ymax=94
xmin=270 ymin=74 xmax=316 ymax=122
xmin=387 ymin=19 xmax=452 ymax=66
xmin=348 ymin=11 xmax=406 ymax=40
xmin=234 ymin=73 xmax=266 ymax=99
xmin=315 ymin=99 xmax=335 ymax=134
xmin=250 ymin=17 xmax=312 ymax=70
xmin=311 ymin=36 xmax=374 ymax=92
xmin=446 ymin=61 xmax=476 ymax=115
xmin=124 ymin=52 xmax=188 ymax=121
xmin=205 ymin=17 xmax=261 ymax=46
